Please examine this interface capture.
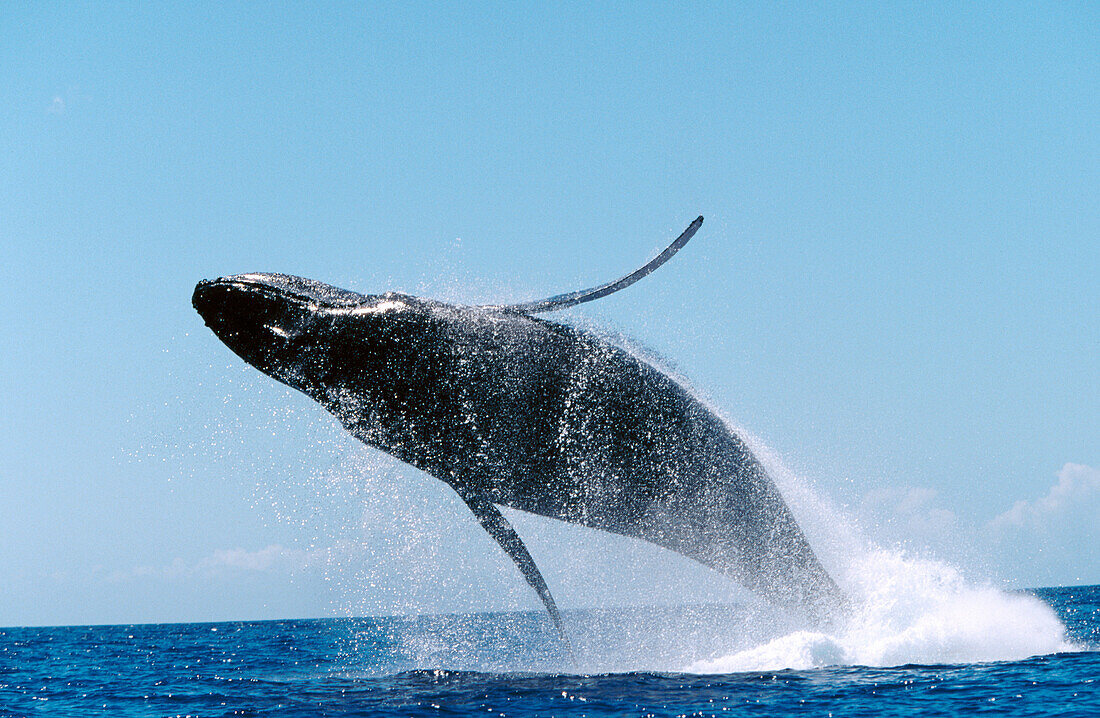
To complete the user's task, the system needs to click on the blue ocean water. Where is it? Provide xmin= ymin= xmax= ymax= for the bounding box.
xmin=1 ymin=585 xmax=1096 ymax=717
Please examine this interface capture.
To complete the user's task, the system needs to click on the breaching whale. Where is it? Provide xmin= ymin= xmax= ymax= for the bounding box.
xmin=192 ymin=217 xmax=846 ymax=648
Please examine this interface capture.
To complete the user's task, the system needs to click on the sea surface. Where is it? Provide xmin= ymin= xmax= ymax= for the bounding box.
xmin=1 ymin=584 xmax=1097 ymax=717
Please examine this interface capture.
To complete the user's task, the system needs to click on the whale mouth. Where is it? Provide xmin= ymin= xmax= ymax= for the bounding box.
xmin=191 ymin=274 xmax=418 ymax=365
xmin=192 ymin=278 xmax=287 ymax=345
xmin=192 ymin=274 xmax=372 ymax=345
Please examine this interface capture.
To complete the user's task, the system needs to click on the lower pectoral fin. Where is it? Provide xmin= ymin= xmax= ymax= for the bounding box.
xmin=457 ymin=488 xmax=573 ymax=658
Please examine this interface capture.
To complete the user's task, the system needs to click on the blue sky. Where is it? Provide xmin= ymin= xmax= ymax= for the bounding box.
xmin=1 ymin=2 xmax=1097 ymax=627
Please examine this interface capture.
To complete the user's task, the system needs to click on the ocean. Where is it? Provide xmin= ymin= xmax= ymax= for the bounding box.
xmin=2 ymin=584 xmax=1096 ymax=717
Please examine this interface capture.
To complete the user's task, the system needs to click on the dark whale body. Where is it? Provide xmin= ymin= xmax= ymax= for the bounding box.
xmin=193 ymin=218 xmax=845 ymax=646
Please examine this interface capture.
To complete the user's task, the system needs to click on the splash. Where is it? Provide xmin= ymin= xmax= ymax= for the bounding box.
xmin=687 ymin=549 xmax=1074 ymax=672
xmin=674 ymin=424 xmax=1076 ymax=672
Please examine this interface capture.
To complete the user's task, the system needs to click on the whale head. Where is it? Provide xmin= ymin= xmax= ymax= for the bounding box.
xmin=192 ymin=274 xmax=450 ymax=442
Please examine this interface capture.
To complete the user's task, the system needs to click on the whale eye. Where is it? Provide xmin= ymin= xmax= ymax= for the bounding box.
xmin=264 ymin=323 xmax=292 ymax=338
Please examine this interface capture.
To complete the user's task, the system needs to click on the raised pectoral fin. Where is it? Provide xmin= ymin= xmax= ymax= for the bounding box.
xmin=457 ymin=488 xmax=573 ymax=657
xmin=483 ymin=216 xmax=703 ymax=314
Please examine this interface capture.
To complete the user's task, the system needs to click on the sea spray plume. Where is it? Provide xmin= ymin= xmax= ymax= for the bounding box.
xmin=192 ymin=217 xmax=847 ymax=654
xmin=687 ymin=549 xmax=1074 ymax=672
xmin=682 ymin=437 xmax=1078 ymax=673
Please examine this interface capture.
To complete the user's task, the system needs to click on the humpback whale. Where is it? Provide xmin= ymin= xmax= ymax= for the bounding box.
xmin=192 ymin=217 xmax=845 ymax=649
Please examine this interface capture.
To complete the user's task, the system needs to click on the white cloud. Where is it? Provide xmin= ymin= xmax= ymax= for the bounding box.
xmin=981 ymin=463 xmax=1100 ymax=587
xmin=196 ymin=544 xmax=313 ymax=572
xmin=105 ymin=543 xmax=331 ymax=583
xmin=988 ymin=463 xmax=1100 ymax=531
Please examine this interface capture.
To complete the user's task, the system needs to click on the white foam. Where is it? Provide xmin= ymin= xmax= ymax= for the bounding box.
xmin=687 ymin=548 xmax=1076 ymax=673
xmin=661 ymin=401 xmax=1079 ymax=674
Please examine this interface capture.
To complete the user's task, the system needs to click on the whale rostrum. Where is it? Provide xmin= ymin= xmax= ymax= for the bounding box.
xmin=192 ymin=217 xmax=846 ymax=652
